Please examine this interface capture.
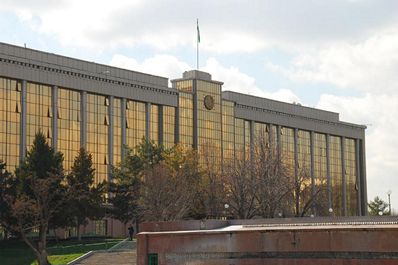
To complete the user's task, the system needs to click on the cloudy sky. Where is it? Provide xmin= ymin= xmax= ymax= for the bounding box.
xmin=1 ymin=0 xmax=397 ymax=211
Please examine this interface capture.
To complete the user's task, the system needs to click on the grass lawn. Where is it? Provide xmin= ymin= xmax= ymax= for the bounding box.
xmin=0 ymin=238 xmax=123 ymax=265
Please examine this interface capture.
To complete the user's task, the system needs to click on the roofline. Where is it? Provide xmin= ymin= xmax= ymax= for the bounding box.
xmin=0 ymin=41 xmax=169 ymax=82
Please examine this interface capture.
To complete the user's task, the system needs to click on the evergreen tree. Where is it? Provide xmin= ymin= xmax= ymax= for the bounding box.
xmin=368 ymin=196 xmax=389 ymax=216
xmin=67 ymin=148 xmax=104 ymax=240
xmin=8 ymin=132 xmax=65 ymax=265
xmin=0 ymin=160 xmax=17 ymax=240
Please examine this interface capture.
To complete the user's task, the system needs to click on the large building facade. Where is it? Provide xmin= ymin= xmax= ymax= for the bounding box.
xmin=0 ymin=42 xmax=367 ymax=217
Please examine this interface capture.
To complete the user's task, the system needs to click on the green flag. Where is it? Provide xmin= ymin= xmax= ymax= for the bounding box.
xmin=197 ymin=19 xmax=200 ymax=43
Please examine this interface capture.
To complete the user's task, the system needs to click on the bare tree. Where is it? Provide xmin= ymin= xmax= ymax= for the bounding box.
xmin=289 ymin=162 xmax=329 ymax=217
xmin=253 ymin=147 xmax=292 ymax=218
xmin=139 ymin=146 xmax=202 ymax=221
xmin=223 ymin=132 xmax=292 ymax=219
xmin=200 ymin=142 xmax=226 ymax=219
xmin=223 ymin=159 xmax=257 ymax=219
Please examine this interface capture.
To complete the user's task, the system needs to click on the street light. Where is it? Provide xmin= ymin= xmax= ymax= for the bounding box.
xmin=328 ymin=208 xmax=333 ymax=216
xmin=224 ymin=204 xmax=229 ymax=220
xmin=387 ymin=190 xmax=392 ymax=215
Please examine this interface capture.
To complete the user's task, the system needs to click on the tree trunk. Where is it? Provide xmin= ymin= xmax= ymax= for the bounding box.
xmin=37 ymin=249 xmax=50 ymax=265
xmin=53 ymin=229 xmax=59 ymax=244
xmin=77 ymin=223 xmax=81 ymax=241
xmin=37 ymin=227 xmax=50 ymax=265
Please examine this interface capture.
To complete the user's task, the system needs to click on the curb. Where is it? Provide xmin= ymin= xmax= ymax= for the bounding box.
xmin=107 ymin=237 xmax=129 ymax=251
xmin=67 ymin=250 xmax=96 ymax=265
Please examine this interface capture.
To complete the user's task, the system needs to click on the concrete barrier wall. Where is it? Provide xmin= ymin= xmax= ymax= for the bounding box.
xmin=137 ymin=224 xmax=398 ymax=265
xmin=139 ymin=219 xmax=228 ymax=232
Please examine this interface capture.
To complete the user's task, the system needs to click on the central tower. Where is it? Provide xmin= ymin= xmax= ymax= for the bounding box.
xmin=171 ymin=70 xmax=223 ymax=169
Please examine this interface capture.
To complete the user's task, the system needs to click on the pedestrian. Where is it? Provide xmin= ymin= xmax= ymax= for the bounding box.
xmin=128 ymin=224 xmax=134 ymax=240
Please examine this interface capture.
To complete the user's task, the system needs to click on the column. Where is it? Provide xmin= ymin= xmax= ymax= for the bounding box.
xmin=310 ymin=131 xmax=315 ymax=214
xmin=269 ymin=123 xmax=273 ymax=150
xmin=158 ymin=105 xmax=164 ymax=145
xmin=175 ymin=99 xmax=180 ymax=144
xmin=145 ymin=102 xmax=151 ymax=141
xmin=121 ymin=98 xmax=127 ymax=160
xmin=359 ymin=138 xmax=368 ymax=215
xmin=355 ymin=139 xmax=362 ymax=216
xmin=294 ymin=128 xmax=299 ymax=215
xmin=80 ymin=91 xmax=87 ymax=148
xmin=341 ymin=136 xmax=347 ymax=216
xmin=19 ymin=80 xmax=27 ymax=160
xmin=51 ymin=85 xmax=58 ymax=150
xmin=326 ymin=134 xmax=332 ymax=212
xmin=276 ymin=125 xmax=282 ymax=159
xmin=250 ymin=121 xmax=255 ymax=160
xmin=108 ymin=96 xmax=114 ymax=182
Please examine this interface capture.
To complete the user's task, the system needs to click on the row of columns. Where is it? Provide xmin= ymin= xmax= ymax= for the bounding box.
xmin=17 ymin=80 xmax=367 ymax=215
xmin=241 ymin=121 xmax=366 ymax=216
xmin=18 ymin=83 xmax=169 ymax=183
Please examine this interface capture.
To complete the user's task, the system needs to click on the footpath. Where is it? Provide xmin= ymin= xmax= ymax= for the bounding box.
xmin=69 ymin=238 xmax=137 ymax=265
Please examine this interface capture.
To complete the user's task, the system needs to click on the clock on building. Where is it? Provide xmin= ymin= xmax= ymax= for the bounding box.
xmin=204 ymin=95 xmax=215 ymax=110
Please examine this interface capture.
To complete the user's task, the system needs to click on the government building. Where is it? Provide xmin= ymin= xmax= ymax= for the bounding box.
xmin=0 ymin=42 xmax=367 ymax=219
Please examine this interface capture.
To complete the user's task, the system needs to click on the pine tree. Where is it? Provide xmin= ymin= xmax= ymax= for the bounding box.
xmin=368 ymin=196 xmax=389 ymax=216
xmin=67 ymin=148 xmax=104 ymax=240
xmin=10 ymin=132 xmax=65 ymax=265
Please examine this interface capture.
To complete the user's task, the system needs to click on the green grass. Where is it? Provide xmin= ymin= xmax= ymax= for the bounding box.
xmin=0 ymin=238 xmax=123 ymax=265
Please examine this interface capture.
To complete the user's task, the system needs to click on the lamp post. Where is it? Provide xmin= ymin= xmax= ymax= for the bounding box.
xmin=224 ymin=204 xmax=229 ymax=220
xmin=387 ymin=190 xmax=392 ymax=215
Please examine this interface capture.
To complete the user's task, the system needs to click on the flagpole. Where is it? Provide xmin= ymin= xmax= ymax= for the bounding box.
xmin=196 ymin=18 xmax=199 ymax=70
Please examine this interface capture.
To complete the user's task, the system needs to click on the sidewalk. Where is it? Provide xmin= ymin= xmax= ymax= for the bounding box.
xmin=69 ymin=238 xmax=137 ymax=265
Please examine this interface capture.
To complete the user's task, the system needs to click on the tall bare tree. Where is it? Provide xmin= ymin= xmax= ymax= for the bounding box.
xmin=223 ymin=159 xmax=257 ymax=219
xmin=139 ymin=146 xmax=202 ymax=221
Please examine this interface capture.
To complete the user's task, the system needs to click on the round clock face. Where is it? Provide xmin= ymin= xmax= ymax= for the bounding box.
xmin=204 ymin=95 xmax=215 ymax=110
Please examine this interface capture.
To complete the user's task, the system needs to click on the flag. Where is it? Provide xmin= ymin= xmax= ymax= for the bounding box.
xmin=197 ymin=19 xmax=200 ymax=43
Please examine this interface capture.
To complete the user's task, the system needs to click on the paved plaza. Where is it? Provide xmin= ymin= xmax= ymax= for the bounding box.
xmin=73 ymin=239 xmax=136 ymax=265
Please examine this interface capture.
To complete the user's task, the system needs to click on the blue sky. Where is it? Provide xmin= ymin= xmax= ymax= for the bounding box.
xmin=1 ymin=0 xmax=398 ymax=211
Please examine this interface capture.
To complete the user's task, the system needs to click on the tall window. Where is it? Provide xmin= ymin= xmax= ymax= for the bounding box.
xmin=244 ymin=121 xmax=251 ymax=160
xmin=314 ymin=133 xmax=328 ymax=214
xmin=150 ymin=104 xmax=159 ymax=144
xmin=330 ymin=136 xmax=343 ymax=215
xmin=297 ymin=130 xmax=311 ymax=173
xmin=163 ymin=106 xmax=175 ymax=149
xmin=254 ymin=122 xmax=269 ymax=153
xmin=26 ymin=83 xmax=52 ymax=148
xmin=345 ymin=138 xmax=358 ymax=216
xmin=297 ymin=130 xmax=311 ymax=214
xmin=87 ymin=94 xmax=109 ymax=184
xmin=234 ymin=118 xmax=244 ymax=160
xmin=178 ymin=92 xmax=193 ymax=149
xmin=281 ymin=127 xmax=295 ymax=172
xmin=0 ymin=78 xmax=21 ymax=170
xmin=222 ymin=101 xmax=234 ymax=161
xmin=113 ymin=98 xmax=122 ymax=166
xmin=58 ymin=88 xmax=80 ymax=172
xmin=126 ymin=100 xmax=146 ymax=150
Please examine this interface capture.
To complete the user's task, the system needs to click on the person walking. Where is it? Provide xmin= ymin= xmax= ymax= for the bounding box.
xmin=128 ymin=224 xmax=134 ymax=241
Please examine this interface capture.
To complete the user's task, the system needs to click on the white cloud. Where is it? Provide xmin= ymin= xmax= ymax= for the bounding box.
xmin=203 ymin=58 xmax=300 ymax=102
xmin=110 ymin=54 xmax=191 ymax=81
xmin=2 ymin=0 xmax=397 ymax=52
xmin=317 ymin=93 xmax=398 ymax=210
xmin=110 ymin=54 xmax=300 ymax=103
xmin=267 ymin=28 xmax=398 ymax=93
